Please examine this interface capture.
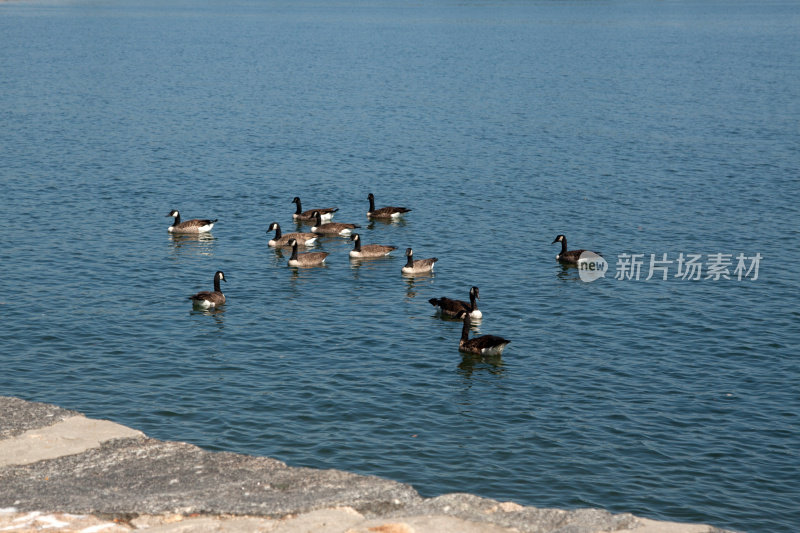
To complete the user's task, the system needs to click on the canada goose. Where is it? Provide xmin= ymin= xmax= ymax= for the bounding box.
xmin=401 ymin=248 xmax=438 ymax=275
xmin=166 ymin=210 xmax=217 ymax=234
xmin=266 ymin=222 xmax=317 ymax=247
xmin=310 ymin=211 xmax=360 ymax=236
xmin=429 ymin=286 xmax=482 ymax=319
xmin=287 ymin=238 xmax=329 ymax=267
xmin=349 ymin=233 xmax=397 ymax=259
xmin=188 ymin=270 xmax=226 ymax=308
xmin=456 ymin=310 xmax=509 ymax=356
xmin=292 ymin=197 xmax=338 ymax=222
xmin=551 ymin=234 xmax=601 ymax=264
xmin=367 ymin=193 xmax=411 ymax=219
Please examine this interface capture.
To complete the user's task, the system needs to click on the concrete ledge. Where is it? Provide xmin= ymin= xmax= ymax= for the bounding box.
xmin=0 ymin=397 xmax=735 ymax=532
xmin=0 ymin=397 xmax=80 ymax=439
xmin=0 ymin=416 xmax=144 ymax=467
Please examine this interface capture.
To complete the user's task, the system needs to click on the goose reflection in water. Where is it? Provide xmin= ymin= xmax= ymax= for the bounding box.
xmin=169 ymin=232 xmax=217 ymax=257
xmin=457 ymin=352 xmax=506 ymax=377
xmin=270 ymin=245 xmax=287 ymax=264
xmin=348 ymin=256 xmax=393 ymax=281
xmin=403 ymin=270 xmax=434 ymax=299
xmin=366 ymin=217 xmax=408 ymax=230
xmin=189 ymin=305 xmax=226 ymax=330
xmin=555 ymin=262 xmax=583 ymax=282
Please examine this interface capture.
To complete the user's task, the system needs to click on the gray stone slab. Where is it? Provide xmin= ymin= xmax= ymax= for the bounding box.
xmin=0 ymin=396 xmax=80 ymax=439
xmin=0 ymin=436 xmax=420 ymax=517
xmin=0 ymin=415 xmax=144 ymax=467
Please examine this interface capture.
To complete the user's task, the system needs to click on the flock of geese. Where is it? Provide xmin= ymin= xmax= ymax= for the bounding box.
xmin=169 ymin=194 xmax=599 ymax=358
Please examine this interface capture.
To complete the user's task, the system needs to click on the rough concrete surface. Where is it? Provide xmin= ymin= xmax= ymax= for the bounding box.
xmin=0 ymin=397 xmax=80 ymax=439
xmin=0 ymin=396 xmax=736 ymax=532
xmin=0 ymin=416 xmax=144 ymax=467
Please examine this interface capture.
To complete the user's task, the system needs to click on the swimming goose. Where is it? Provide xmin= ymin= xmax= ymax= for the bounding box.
xmin=551 ymin=234 xmax=601 ymax=264
xmin=292 ymin=197 xmax=338 ymax=222
xmin=266 ymin=222 xmax=318 ymax=247
xmin=349 ymin=233 xmax=397 ymax=259
xmin=456 ymin=310 xmax=510 ymax=356
xmin=188 ymin=270 xmax=226 ymax=308
xmin=367 ymin=193 xmax=411 ymax=219
xmin=310 ymin=211 xmax=360 ymax=236
xmin=166 ymin=210 xmax=217 ymax=234
xmin=401 ymin=248 xmax=438 ymax=275
xmin=287 ymin=238 xmax=329 ymax=267
xmin=429 ymin=286 xmax=482 ymax=319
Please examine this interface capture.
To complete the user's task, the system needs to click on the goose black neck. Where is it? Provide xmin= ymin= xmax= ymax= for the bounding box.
xmin=294 ymin=199 xmax=302 ymax=215
xmin=368 ymin=195 xmax=376 ymax=212
xmin=461 ymin=315 xmax=471 ymax=341
xmin=289 ymin=242 xmax=299 ymax=261
xmin=314 ymin=213 xmax=322 ymax=226
xmin=353 ymin=237 xmax=362 ymax=252
xmin=273 ymin=225 xmax=282 ymax=239
xmin=560 ymin=239 xmax=568 ymax=255
xmin=213 ymin=276 xmax=221 ymax=292
xmin=470 ymin=291 xmax=479 ymax=311
xmin=173 ymin=212 xmax=181 ymax=225
xmin=405 ymin=254 xmax=414 ymax=267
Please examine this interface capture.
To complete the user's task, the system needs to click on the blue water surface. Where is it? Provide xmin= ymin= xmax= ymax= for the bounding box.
xmin=1 ymin=1 xmax=799 ymax=532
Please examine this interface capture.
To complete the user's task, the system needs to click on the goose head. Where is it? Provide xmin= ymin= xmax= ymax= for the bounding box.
xmin=551 ymin=234 xmax=566 ymax=245
xmin=470 ymin=286 xmax=480 ymax=300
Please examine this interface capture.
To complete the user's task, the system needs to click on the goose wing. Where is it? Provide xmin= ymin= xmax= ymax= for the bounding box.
xmin=189 ymin=290 xmax=225 ymax=304
xmin=414 ymin=257 xmax=438 ymax=269
xmin=314 ymin=222 xmax=360 ymax=233
xmin=188 ymin=290 xmax=213 ymax=301
xmin=299 ymin=207 xmax=338 ymax=219
xmin=559 ymin=249 xmax=587 ymax=263
xmin=462 ymin=335 xmax=510 ymax=354
xmin=429 ymin=296 xmax=470 ymax=316
xmin=284 ymin=232 xmax=318 ymax=244
xmin=360 ymin=244 xmax=397 ymax=255
xmin=296 ymin=251 xmax=329 ymax=265
xmin=369 ymin=206 xmax=412 ymax=218
xmin=176 ymin=218 xmax=217 ymax=229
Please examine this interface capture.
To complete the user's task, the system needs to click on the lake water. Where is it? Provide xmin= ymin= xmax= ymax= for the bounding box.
xmin=1 ymin=1 xmax=799 ymax=531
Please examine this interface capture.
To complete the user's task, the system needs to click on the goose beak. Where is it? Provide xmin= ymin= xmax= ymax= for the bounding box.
xmin=551 ymin=237 xmax=559 ymax=244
